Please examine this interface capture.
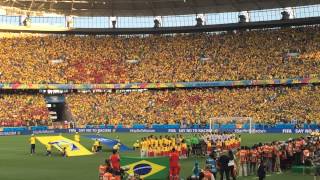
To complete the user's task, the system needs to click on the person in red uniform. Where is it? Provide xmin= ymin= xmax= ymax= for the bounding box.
xmin=109 ymin=149 xmax=121 ymax=175
xmin=169 ymin=148 xmax=180 ymax=180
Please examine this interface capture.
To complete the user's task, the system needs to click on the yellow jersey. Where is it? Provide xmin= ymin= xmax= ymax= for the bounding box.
xmin=160 ymin=139 xmax=166 ymax=146
xmin=93 ymin=140 xmax=100 ymax=146
xmin=46 ymin=144 xmax=52 ymax=151
xmin=171 ymin=140 xmax=176 ymax=147
xmin=30 ymin=137 xmax=36 ymax=144
xmin=152 ymin=140 xmax=156 ymax=146
xmin=113 ymin=144 xmax=120 ymax=150
xmin=146 ymin=140 xmax=151 ymax=147
xmin=155 ymin=140 xmax=160 ymax=146
xmin=141 ymin=141 xmax=147 ymax=150
xmin=133 ymin=142 xmax=140 ymax=148
xmin=156 ymin=147 xmax=162 ymax=154
xmin=231 ymin=139 xmax=236 ymax=145
xmin=207 ymin=141 xmax=212 ymax=148
xmin=74 ymin=134 xmax=80 ymax=142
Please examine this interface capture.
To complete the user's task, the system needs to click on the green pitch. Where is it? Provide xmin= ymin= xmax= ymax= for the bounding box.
xmin=0 ymin=133 xmax=313 ymax=180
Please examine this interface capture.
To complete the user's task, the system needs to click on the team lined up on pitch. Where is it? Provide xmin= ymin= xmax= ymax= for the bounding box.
xmin=135 ymin=133 xmax=240 ymax=158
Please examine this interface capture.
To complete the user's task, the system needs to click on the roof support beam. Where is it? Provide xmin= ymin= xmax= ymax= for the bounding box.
xmin=0 ymin=0 xmax=318 ymax=17
xmin=148 ymin=1 xmax=156 ymax=16
xmin=252 ymin=0 xmax=262 ymax=10
xmin=28 ymin=0 xmax=34 ymax=11
xmin=191 ymin=0 xmax=198 ymax=14
xmin=231 ymin=0 xmax=241 ymax=12
xmin=70 ymin=0 xmax=74 ymax=14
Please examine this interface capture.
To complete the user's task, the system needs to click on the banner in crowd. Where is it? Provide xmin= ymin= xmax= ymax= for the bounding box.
xmin=36 ymin=136 xmax=93 ymax=157
xmin=85 ymin=135 xmax=132 ymax=151
xmin=0 ymin=76 xmax=318 ymax=90
xmin=68 ymin=128 xmax=213 ymax=133
xmin=120 ymin=156 xmax=169 ymax=179
xmin=0 ymin=128 xmax=319 ymax=136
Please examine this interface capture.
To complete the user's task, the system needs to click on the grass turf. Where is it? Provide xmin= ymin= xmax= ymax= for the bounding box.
xmin=0 ymin=133 xmax=313 ymax=180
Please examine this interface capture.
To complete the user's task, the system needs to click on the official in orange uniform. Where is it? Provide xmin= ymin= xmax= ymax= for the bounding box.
xmin=238 ymin=146 xmax=248 ymax=177
xmin=249 ymin=147 xmax=259 ymax=175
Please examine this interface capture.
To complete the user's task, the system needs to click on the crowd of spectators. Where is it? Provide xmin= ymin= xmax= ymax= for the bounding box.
xmin=66 ymin=85 xmax=320 ymax=126
xmin=0 ymin=27 xmax=320 ymax=84
xmin=0 ymin=94 xmax=49 ymax=127
xmin=0 ymin=27 xmax=320 ymax=127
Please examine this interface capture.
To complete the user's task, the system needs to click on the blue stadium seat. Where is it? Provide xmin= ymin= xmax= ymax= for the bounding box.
xmin=193 ymin=124 xmax=199 ymax=128
xmin=31 ymin=126 xmax=48 ymax=131
xmin=106 ymin=125 xmax=114 ymax=129
xmin=167 ymin=124 xmax=180 ymax=129
xmin=304 ymin=123 xmax=318 ymax=129
xmin=85 ymin=125 xmax=94 ymax=128
xmin=152 ymin=124 xmax=161 ymax=128
xmin=275 ymin=123 xmax=294 ymax=129
xmin=133 ymin=124 xmax=146 ymax=129
xmin=3 ymin=127 xmax=27 ymax=132
xmin=220 ymin=124 xmax=236 ymax=129
xmin=242 ymin=123 xmax=249 ymax=129
xmin=213 ymin=124 xmax=219 ymax=129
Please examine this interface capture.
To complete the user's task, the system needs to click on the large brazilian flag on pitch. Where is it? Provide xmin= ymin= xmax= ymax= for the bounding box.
xmin=36 ymin=136 xmax=93 ymax=157
xmin=121 ymin=156 xmax=169 ymax=179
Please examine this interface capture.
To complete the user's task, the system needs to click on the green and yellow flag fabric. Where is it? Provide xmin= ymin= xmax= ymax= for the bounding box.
xmin=121 ymin=156 xmax=169 ymax=179
xmin=36 ymin=136 xmax=92 ymax=157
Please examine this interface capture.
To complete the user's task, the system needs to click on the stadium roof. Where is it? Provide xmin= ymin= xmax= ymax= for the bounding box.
xmin=0 ymin=0 xmax=319 ymax=17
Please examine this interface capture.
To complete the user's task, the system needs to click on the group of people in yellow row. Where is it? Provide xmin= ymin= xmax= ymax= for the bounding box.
xmin=135 ymin=133 xmax=241 ymax=159
xmin=67 ymin=85 xmax=320 ymax=127
xmin=137 ymin=134 xmax=188 ymax=158
xmin=0 ymin=27 xmax=319 ymax=84
xmin=200 ymin=132 xmax=241 ymax=153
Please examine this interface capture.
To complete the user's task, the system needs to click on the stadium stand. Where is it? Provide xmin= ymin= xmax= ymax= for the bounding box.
xmin=0 ymin=5 xmax=319 ymax=128
xmin=0 ymin=26 xmax=319 ymax=84
xmin=0 ymin=94 xmax=49 ymax=127
xmin=0 ymin=26 xmax=319 ymax=127
xmin=66 ymin=85 xmax=320 ymax=127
